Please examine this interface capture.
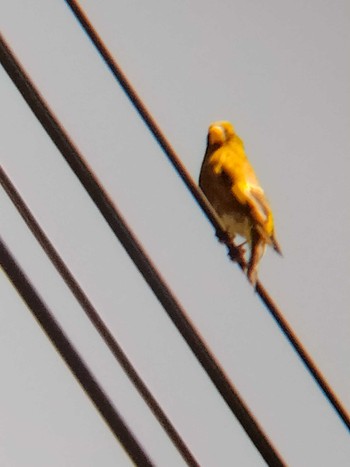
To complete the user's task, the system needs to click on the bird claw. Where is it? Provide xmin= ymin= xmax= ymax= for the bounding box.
xmin=215 ymin=230 xmax=248 ymax=267
xmin=227 ymin=242 xmax=246 ymax=264
xmin=215 ymin=229 xmax=231 ymax=244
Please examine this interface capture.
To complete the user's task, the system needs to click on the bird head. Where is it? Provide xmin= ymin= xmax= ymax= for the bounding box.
xmin=208 ymin=121 xmax=235 ymax=147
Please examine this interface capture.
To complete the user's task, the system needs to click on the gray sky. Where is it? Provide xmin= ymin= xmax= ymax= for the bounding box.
xmin=1 ymin=0 xmax=349 ymax=465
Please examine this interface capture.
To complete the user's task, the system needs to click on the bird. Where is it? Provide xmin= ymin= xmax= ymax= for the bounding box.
xmin=199 ymin=121 xmax=281 ymax=285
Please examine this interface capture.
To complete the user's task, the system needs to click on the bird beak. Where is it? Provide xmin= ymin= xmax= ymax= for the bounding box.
xmin=209 ymin=125 xmax=225 ymax=145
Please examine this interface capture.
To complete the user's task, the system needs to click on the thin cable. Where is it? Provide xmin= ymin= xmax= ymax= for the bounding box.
xmin=0 ymin=34 xmax=285 ymax=465
xmin=64 ymin=0 xmax=350 ymax=430
xmin=0 ymin=166 xmax=199 ymax=467
xmin=64 ymin=1 xmax=241 ymax=250
xmin=0 ymin=237 xmax=153 ymax=467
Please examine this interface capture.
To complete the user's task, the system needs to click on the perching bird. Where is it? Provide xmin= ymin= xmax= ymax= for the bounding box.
xmin=199 ymin=121 xmax=281 ymax=285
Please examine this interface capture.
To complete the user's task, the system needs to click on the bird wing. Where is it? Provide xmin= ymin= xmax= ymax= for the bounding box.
xmin=207 ymin=141 xmax=280 ymax=244
xmin=231 ymin=181 xmax=270 ymax=226
xmin=234 ymin=181 xmax=282 ymax=254
xmin=205 ymin=134 xmax=282 ymax=254
xmin=213 ymin=147 xmax=268 ymax=224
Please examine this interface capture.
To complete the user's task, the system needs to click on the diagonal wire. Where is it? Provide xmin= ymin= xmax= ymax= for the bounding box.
xmin=0 ymin=166 xmax=200 ymax=467
xmin=0 ymin=34 xmax=285 ymax=465
xmin=0 ymin=237 xmax=154 ymax=467
xmin=64 ymin=0 xmax=350 ymax=430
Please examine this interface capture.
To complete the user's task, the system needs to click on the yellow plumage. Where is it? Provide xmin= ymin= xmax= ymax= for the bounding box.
xmin=199 ymin=121 xmax=281 ymax=284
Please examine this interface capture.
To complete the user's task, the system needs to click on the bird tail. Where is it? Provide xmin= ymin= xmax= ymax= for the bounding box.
xmin=256 ymin=224 xmax=282 ymax=255
xmin=271 ymin=234 xmax=282 ymax=256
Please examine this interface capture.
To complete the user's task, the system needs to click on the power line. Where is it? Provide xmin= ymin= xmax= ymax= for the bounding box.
xmin=64 ymin=0 xmax=350 ymax=430
xmin=0 ymin=166 xmax=200 ymax=467
xmin=0 ymin=33 xmax=285 ymax=465
xmin=0 ymin=237 xmax=154 ymax=467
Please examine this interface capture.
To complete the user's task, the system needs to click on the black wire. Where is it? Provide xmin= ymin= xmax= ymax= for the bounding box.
xmin=64 ymin=0 xmax=350 ymax=431
xmin=0 ymin=166 xmax=200 ymax=467
xmin=0 ymin=237 xmax=154 ymax=466
xmin=0 ymin=33 xmax=286 ymax=465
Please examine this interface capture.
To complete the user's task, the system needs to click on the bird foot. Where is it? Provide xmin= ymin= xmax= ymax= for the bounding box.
xmin=227 ymin=242 xmax=246 ymax=264
xmin=215 ymin=230 xmax=247 ymax=266
xmin=215 ymin=229 xmax=231 ymax=244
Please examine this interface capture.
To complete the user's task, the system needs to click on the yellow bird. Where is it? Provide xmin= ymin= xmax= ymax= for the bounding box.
xmin=199 ymin=121 xmax=281 ymax=284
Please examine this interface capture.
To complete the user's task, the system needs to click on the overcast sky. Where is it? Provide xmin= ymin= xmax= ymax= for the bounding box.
xmin=1 ymin=1 xmax=349 ymax=465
